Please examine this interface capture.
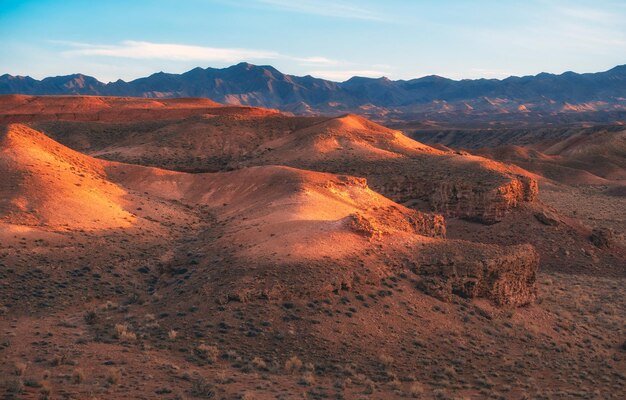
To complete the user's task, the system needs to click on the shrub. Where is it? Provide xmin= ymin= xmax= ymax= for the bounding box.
xmin=409 ymin=382 xmax=424 ymax=397
xmin=299 ymin=371 xmax=315 ymax=386
xmin=72 ymin=368 xmax=85 ymax=384
xmin=114 ymin=324 xmax=136 ymax=341
xmin=190 ymin=377 xmax=214 ymax=398
xmin=251 ymin=357 xmax=267 ymax=370
xmin=84 ymin=310 xmax=98 ymax=325
xmin=5 ymin=378 xmax=24 ymax=394
xmin=39 ymin=380 xmax=51 ymax=399
xmin=107 ymin=368 xmax=121 ymax=385
xmin=196 ymin=344 xmax=219 ymax=362
xmin=378 ymin=354 xmax=394 ymax=367
xmin=284 ymin=356 xmax=303 ymax=374
xmin=13 ymin=361 xmax=27 ymax=376
xmin=364 ymin=378 xmax=375 ymax=394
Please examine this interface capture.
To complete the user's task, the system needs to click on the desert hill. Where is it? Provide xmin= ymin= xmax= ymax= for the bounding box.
xmin=0 ymin=124 xmax=134 ymax=229
xmin=0 ymin=94 xmax=278 ymax=124
xmin=11 ymin=96 xmax=538 ymax=224
xmin=0 ymin=122 xmax=537 ymax=305
xmin=411 ymin=125 xmax=626 ymax=184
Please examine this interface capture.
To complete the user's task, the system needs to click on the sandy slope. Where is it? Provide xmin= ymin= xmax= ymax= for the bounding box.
xmin=0 ymin=124 xmax=134 ymax=229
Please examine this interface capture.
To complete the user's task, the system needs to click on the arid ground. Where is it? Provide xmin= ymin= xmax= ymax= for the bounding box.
xmin=0 ymin=96 xmax=624 ymax=399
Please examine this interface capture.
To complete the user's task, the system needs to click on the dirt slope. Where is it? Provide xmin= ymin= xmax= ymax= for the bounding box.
xmin=0 ymin=124 xmax=134 ymax=229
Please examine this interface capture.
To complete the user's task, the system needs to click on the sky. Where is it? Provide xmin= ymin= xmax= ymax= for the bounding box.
xmin=1 ymin=0 xmax=625 ymax=82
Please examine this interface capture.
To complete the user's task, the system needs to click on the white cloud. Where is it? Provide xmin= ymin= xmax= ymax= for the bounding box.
xmin=308 ymin=69 xmax=387 ymax=81
xmin=257 ymin=0 xmax=385 ymax=21
xmin=294 ymin=56 xmax=338 ymax=66
xmin=58 ymin=40 xmax=345 ymax=68
xmin=62 ymin=40 xmax=281 ymax=62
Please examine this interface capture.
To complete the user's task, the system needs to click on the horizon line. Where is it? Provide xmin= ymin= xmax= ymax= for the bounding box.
xmin=2 ymin=61 xmax=625 ymax=84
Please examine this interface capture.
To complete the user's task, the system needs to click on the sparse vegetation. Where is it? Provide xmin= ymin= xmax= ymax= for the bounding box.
xmin=196 ymin=344 xmax=219 ymax=362
xmin=190 ymin=377 xmax=214 ymax=398
xmin=284 ymin=356 xmax=303 ymax=373
xmin=114 ymin=323 xmax=137 ymax=341
xmin=107 ymin=368 xmax=122 ymax=385
xmin=5 ymin=378 xmax=24 ymax=394
xmin=72 ymin=368 xmax=85 ymax=383
xmin=13 ymin=361 xmax=26 ymax=376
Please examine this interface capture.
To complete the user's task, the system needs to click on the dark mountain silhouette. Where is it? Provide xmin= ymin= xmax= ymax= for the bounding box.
xmin=2 ymin=63 xmax=625 ymax=123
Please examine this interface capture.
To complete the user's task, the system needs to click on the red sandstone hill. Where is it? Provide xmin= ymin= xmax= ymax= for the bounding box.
xmin=0 ymin=122 xmax=537 ymax=306
xmin=0 ymin=124 xmax=134 ymax=229
xmin=3 ymin=95 xmax=539 ymax=224
xmin=0 ymin=94 xmax=278 ymax=123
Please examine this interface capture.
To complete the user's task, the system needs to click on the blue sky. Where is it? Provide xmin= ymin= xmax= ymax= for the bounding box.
xmin=1 ymin=0 xmax=625 ymax=82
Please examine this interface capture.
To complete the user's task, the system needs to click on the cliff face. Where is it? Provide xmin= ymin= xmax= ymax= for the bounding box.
xmin=330 ymin=161 xmax=539 ymax=224
xmin=415 ymin=243 xmax=539 ymax=307
xmin=426 ymin=175 xmax=538 ymax=223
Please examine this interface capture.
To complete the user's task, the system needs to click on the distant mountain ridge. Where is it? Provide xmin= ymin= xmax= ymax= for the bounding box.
xmin=2 ymin=62 xmax=625 ymax=123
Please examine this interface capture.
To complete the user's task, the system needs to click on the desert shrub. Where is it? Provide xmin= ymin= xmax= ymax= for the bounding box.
xmin=39 ymin=380 xmax=51 ymax=399
xmin=168 ymin=329 xmax=178 ymax=340
xmin=378 ymin=354 xmax=394 ymax=368
xmin=241 ymin=392 xmax=257 ymax=400
xmin=364 ymin=378 xmax=375 ymax=394
xmin=114 ymin=324 xmax=136 ymax=341
xmin=107 ymin=368 xmax=121 ymax=385
xmin=409 ymin=382 xmax=424 ymax=397
xmin=190 ymin=377 xmax=214 ymax=398
xmin=390 ymin=379 xmax=402 ymax=390
xmin=72 ymin=368 xmax=85 ymax=383
xmin=251 ymin=357 xmax=267 ymax=370
xmin=195 ymin=344 xmax=219 ymax=362
xmin=284 ymin=356 xmax=303 ymax=373
xmin=5 ymin=378 xmax=24 ymax=394
xmin=299 ymin=371 xmax=315 ymax=386
xmin=50 ymin=353 xmax=74 ymax=366
xmin=84 ymin=310 xmax=98 ymax=325
xmin=13 ymin=361 xmax=26 ymax=376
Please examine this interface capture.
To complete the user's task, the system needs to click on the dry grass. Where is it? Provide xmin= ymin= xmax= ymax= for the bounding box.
xmin=107 ymin=368 xmax=121 ymax=385
xmin=284 ymin=356 xmax=303 ymax=374
xmin=72 ymin=368 xmax=85 ymax=384
xmin=12 ymin=361 xmax=26 ymax=376
xmin=114 ymin=323 xmax=137 ymax=341
xmin=196 ymin=344 xmax=220 ymax=362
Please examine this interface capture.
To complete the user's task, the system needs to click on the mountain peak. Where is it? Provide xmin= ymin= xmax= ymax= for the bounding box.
xmin=1 ymin=63 xmax=625 ymax=116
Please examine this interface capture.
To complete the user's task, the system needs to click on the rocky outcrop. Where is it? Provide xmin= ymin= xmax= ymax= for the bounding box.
xmin=534 ymin=210 xmax=559 ymax=226
xmin=414 ymin=243 xmax=539 ymax=307
xmin=426 ymin=175 xmax=537 ymax=224
xmin=361 ymin=163 xmax=538 ymax=224
xmin=590 ymin=228 xmax=615 ymax=248
xmin=346 ymin=208 xmax=446 ymax=239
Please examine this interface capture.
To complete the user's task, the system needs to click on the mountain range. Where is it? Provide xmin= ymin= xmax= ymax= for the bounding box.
xmin=2 ymin=62 xmax=625 ymax=124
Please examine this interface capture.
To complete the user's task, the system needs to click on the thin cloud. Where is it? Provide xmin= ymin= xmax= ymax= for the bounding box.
xmin=309 ymin=69 xmax=387 ymax=81
xmin=257 ymin=0 xmax=385 ymax=21
xmin=62 ymin=40 xmax=280 ymax=62
xmin=293 ymin=56 xmax=339 ymax=66
xmin=58 ymin=40 xmax=342 ymax=68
